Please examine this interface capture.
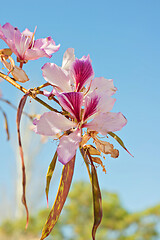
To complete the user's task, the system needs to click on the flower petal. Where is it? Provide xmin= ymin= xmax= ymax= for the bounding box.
xmin=57 ymin=129 xmax=81 ymax=164
xmin=22 ymin=28 xmax=33 ymax=38
xmin=0 ymin=23 xmax=60 ymax=61
xmin=83 ymin=91 xmax=115 ymax=121
xmin=85 ymin=112 xmax=127 ymax=135
xmin=88 ymin=77 xmax=117 ymax=96
xmin=42 ymin=63 xmax=72 ymax=92
xmin=83 ymin=93 xmax=100 ymax=121
xmin=34 ymin=111 xmax=77 ymax=136
xmin=95 ymin=93 xmax=116 ymax=113
xmin=62 ymin=48 xmax=75 ymax=71
xmin=0 ymin=23 xmax=20 ymax=57
xmin=33 ymin=37 xmax=60 ymax=57
xmin=70 ymin=55 xmax=94 ymax=92
xmin=58 ymin=92 xmax=83 ymax=122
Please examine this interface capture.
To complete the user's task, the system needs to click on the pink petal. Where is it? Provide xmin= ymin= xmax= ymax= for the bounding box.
xmin=34 ymin=112 xmax=77 ymax=136
xmin=0 ymin=23 xmax=20 ymax=57
xmin=57 ymin=129 xmax=81 ymax=164
xmin=0 ymin=23 xmax=60 ymax=61
xmin=85 ymin=112 xmax=127 ymax=135
xmin=42 ymin=63 xmax=72 ymax=92
xmin=88 ymin=77 xmax=117 ymax=96
xmin=83 ymin=91 xmax=116 ymax=121
xmin=22 ymin=28 xmax=34 ymax=38
xmin=95 ymin=93 xmax=116 ymax=113
xmin=58 ymin=92 xmax=83 ymax=122
xmin=70 ymin=55 xmax=94 ymax=92
xmin=33 ymin=37 xmax=60 ymax=56
xmin=62 ymin=48 xmax=75 ymax=71
xmin=24 ymin=48 xmax=49 ymax=60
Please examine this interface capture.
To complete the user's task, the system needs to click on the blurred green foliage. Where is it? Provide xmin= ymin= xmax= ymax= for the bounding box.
xmin=1 ymin=181 xmax=160 ymax=240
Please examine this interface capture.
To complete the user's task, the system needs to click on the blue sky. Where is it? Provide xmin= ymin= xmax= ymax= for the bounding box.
xmin=0 ymin=0 xmax=160 ymax=219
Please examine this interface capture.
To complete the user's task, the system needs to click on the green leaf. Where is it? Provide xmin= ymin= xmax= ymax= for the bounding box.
xmin=45 ymin=151 xmax=58 ymax=207
xmin=91 ymin=160 xmax=102 ymax=240
xmin=40 ymin=156 xmax=75 ymax=240
xmin=108 ymin=132 xmax=133 ymax=157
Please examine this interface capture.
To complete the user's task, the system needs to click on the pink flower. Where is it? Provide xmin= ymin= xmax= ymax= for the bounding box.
xmin=42 ymin=48 xmax=117 ymax=96
xmin=0 ymin=23 xmax=60 ymax=63
xmin=34 ymin=91 xmax=127 ymax=164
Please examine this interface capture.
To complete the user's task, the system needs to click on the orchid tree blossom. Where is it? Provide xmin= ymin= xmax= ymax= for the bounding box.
xmin=34 ymin=91 xmax=127 ymax=164
xmin=42 ymin=48 xmax=117 ymax=99
xmin=42 ymin=50 xmax=94 ymax=94
xmin=0 ymin=23 xmax=60 ymax=65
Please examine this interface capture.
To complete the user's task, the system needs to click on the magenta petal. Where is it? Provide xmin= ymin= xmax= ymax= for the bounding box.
xmin=85 ymin=112 xmax=127 ymax=135
xmin=34 ymin=112 xmax=77 ymax=136
xmin=58 ymin=92 xmax=83 ymax=122
xmin=57 ymin=129 xmax=81 ymax=164
xmin=70 ymin=55 xmax=94 ymax=92
xmin=83 ymin=93 xmax=100 ymax=121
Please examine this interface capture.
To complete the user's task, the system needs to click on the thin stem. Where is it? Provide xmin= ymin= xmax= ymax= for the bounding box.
xmin=0 ymin=98 xmax=34 ymax=121
xmin=37 ymin=82 xmax=50 ymax=90
xmin=0 ymin=71 xmax=61 ymax=113
xmin=19 ymin=62 xmax=23 ymax=68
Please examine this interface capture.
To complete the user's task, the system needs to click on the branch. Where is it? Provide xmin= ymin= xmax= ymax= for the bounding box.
xmin=0 ymin=71 xmax=61 ymax=113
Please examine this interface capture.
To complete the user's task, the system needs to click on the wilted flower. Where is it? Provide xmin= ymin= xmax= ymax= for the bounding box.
xmin=0 ymin=23 xmax=60 ymax=64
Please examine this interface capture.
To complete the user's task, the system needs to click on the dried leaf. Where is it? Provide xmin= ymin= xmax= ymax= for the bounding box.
xmin=0 ymin=106 xmax=10 ymax=140
xmin=0 ymin=48 xmax=12 ymax=57
xmin=16 ymin=93 xmax=29 ymax=229
xmin=40 ymin=156 xmax=75 ymax=240
xmin=91 ymin=157 xmax=102 ymax=240
xmin=1 ymin=57 xmax=29 ymax=82
xmin=45 ymin=151 xmax=58 ymax=208
xmin=108 ymin=132 xmax=133 ymax=157
xmin=80 ymin=132 xmax=91 ymax=147
xmin=86 ymin=145 xmax=101 ymax=155
xmin=91 ymin=157 xmax=106 ymax=173
xmin=94 ymin=137 xmax=119 ymax=158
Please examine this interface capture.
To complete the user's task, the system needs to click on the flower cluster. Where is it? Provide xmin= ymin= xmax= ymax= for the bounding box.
xmin=34 ymin=49 xmax=127 ymax=165
xmin=0 ymin=23 xmax=130 ymax=240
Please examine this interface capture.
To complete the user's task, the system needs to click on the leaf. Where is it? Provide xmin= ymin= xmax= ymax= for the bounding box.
xmin=86 ymin=145 xmax=101 ymax=155
xmin=16 ymin=93 xmax=29 ymax=229
xmin=91 ymin=157 xmax=106 ymax=174
xmin=40 ymin=156 xmax=75 ymax=240
xmin=95 ymin=139 xmax=119 ymax=158
xmin=1 ymin=58 xmax=29 ymax=82
xmin=108 ymin=132 xmax=133 ymax=157
xmin=79 ymin=146 xmax=92 ymax=182
xmin=0 ymin=106 xmax=10 ymax=140
xmin=91 ymin=158 xmax=102 ymax=240
xmin=0 ymin=48 xmax=12 ymax=57
xmin=86 ymin=149 xmax=102 ymax=240
xmin=45 ymin=151 xmax=58 ymax=208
